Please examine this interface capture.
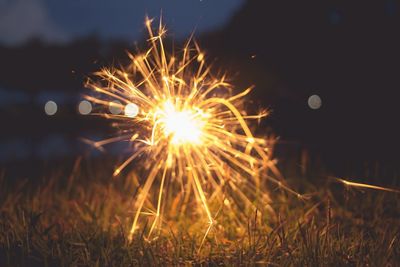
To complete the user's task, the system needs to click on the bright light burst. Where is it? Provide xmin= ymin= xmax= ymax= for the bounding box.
xmin=85 ymin=17 xmax=300 ymax=245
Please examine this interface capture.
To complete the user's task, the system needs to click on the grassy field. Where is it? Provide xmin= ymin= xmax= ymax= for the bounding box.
xmin=0 ymin=158 xmax=399 ymax=266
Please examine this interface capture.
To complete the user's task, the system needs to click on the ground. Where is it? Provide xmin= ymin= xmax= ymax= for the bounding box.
xmin=0 ymin=158 xmax=399 ymax=266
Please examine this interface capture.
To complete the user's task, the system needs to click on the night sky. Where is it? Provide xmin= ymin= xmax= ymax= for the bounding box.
xmin=0 ymin=0 xmax=244 ymax=45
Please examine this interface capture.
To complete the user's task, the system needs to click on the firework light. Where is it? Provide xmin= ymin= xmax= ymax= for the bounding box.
xmin=85 ymin=17 xmax=301 ymax=245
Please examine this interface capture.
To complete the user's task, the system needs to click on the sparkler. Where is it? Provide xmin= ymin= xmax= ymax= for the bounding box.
xmin=85 ymin=17 xmax=301 ymax=245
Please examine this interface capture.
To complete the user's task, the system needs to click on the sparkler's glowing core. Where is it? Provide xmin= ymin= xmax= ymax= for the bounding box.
xmin=157 ymin=101 xmax=208 ymax=145
xmin=86 ymin=18 xmax=302 ymax=246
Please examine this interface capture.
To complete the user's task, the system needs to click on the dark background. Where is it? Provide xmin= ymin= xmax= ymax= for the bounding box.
xmin=1 ymin=0 xmax=399 ymax=181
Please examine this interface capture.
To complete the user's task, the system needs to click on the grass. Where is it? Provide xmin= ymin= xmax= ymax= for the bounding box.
xmin=0 ymin=157 xmax=399 ymax=266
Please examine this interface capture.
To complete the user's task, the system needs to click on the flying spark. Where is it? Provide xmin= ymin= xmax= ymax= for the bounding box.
xmin=85 ymin=17 xmax=300 ymax=245
xmin=335 ymin=177 xmax=400 ymax=194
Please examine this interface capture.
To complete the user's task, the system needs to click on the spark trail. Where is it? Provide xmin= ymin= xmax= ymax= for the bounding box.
xmin=86 ymin=17 xmax=300 ymax=244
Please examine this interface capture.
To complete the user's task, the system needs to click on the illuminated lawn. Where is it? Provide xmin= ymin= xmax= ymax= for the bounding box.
xmin=1 ymin=159 xmax=399 ymax=266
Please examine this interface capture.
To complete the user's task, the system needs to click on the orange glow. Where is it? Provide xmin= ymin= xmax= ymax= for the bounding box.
xmin=85 ymin=17 xmax=300 ymax=246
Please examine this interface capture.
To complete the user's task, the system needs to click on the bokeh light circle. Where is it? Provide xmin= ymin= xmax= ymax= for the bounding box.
xmin=308 ymin=94 xmax=322 ymax=110
xmin=78 ymin=100 xmax=92 ymax=115
xmin=44 ymin=101 xmax=58 ymax=115
xmin=124 ymin=103 xmax=139 ymax=118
